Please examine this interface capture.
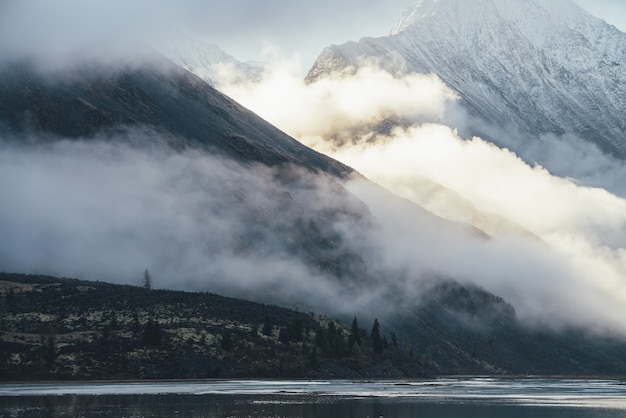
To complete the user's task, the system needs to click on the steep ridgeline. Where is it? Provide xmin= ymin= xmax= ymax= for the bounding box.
xmin=307 ymin=0 xmax=626 ymax=158
xmin=0 ymin=58 xmax=348 ymax=176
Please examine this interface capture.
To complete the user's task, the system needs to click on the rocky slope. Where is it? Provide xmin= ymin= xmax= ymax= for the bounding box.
xmin=307 ymin=0 xmax=626 ymax=158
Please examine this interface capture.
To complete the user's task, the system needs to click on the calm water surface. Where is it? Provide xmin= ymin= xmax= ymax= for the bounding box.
xmin=1 ymin=378 xmax=625 ymax=417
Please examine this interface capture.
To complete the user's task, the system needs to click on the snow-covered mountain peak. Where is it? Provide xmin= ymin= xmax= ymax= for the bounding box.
xmin=394 ymin=0 xmax=585 ymax=39
xmin=308 ymin=0 xmax=626 ymax=161
xmin=390 ymin=0 xmax=626 ymax=79
xmin=392 ymin=0 xmax=622 ymax=53
xmin=391 ymin=0 xmax=440 ymax=34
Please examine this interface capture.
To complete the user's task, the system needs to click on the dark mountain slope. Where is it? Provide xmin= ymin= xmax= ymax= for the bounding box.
xmin=0 ymin=59 xmax=350 ymax=176
xmin=392 ymin=281 xmax=626 ymax=376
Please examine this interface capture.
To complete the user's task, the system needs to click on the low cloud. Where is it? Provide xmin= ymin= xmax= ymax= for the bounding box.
xmin=2 ymin=128 xmax=626 ymax=332
xmin=220 ymin=62 xmax=626 ymax=333
xmin=220 ymin=58 xmax=459 ymax=148
xmin=0 ymin=0 xmax=413 ymax=70
xmin=0 ymin=0 xmax=175 ymax=68
xmin=0 ymin=138 xmax=380 ymax=316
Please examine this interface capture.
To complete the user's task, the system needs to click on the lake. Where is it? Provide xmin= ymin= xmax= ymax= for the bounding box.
xmin=1 ymin=378 xmax=625 ymax=417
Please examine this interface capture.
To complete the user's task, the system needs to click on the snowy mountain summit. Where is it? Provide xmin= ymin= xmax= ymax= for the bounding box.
xmin=307 ymin=0 xmax=626 ymax=159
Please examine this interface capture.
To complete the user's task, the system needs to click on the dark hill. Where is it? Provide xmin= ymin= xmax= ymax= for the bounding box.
xmin=0 ymin=273 xmax=425 ymax=381
xmin=393 ymin=281 xmax=626 ymax=376
xmin=3 ymin=272 xmax=626 ymax=381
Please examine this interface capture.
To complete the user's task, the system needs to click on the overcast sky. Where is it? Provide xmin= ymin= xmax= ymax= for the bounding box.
xmin=181 ymin=0 xmax=414 ymax=65
xmin=0 ymin=0 xmax=624 ymax=70
xmin=574 ymin=0 xmax=626 ymax=30
xmin=186 ymin=0 xmax=626 ymax=65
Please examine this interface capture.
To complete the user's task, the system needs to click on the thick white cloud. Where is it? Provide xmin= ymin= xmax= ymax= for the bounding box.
xmin=222 ymin=59 xmax=457 ymax=144
xmin=221 ymin=62 xmax=626 ymax=332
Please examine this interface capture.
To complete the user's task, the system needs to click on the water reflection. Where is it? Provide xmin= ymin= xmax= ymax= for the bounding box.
xmin=2 ymin=394 xmax=624 ymax=418
xmin=1 ymin=379 xmax=625 ymax=418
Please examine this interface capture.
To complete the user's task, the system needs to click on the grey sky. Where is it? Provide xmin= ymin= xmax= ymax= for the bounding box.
xmin=186 ymin=0 xmax=626 ymax=64
xmin=574 ymin=0 xmax=626 ymax=31
xmin=0 ymin=1 xmax=624 ymax=69
xmin=182 ymin=0 xmax=414 ymax=64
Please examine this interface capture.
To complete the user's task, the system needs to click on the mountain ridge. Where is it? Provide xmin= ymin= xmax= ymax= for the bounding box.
xmin=307 ymin=0 xmax=626 ymax=159
xmin=0 ymin=58 xmax=350 ymax=177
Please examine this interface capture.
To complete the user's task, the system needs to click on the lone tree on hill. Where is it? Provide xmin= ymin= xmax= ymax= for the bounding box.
xmin=143 ymin=269 xmax=152 ymax=289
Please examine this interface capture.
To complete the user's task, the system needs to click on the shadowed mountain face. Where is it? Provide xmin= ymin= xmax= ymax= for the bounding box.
xmin=0 ymin=59 xmax=350 ymax=177
xmin=394 ymin=281 xmax=626 ymax=376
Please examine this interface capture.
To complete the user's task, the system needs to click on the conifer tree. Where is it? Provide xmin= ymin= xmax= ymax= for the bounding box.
xmin=350 ymin=317 xmax=361 ymax=347
xmin=143 ymin=269 xmax=152 ymax=289
xmin=371 ymin=318 xmax=383 ymax=355
xmin=45 ymin=335 xmax=57 ymax=367
xmin=279 ymin=326 xmax=290 ymax=345
xmin=391 ymin=332 xmax=399 ymax=350
xmin=142 ymin=318 xmax=162 ymax=346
